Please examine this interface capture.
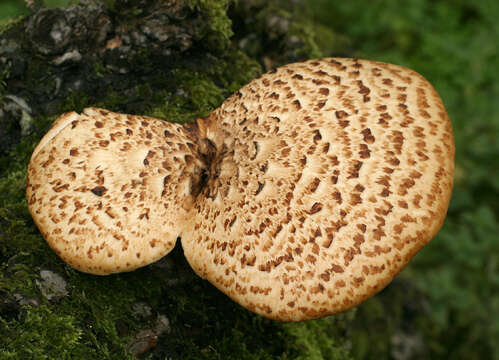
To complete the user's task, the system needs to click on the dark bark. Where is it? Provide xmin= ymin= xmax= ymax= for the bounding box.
xmin=0 ymin=0 xmax=234 ymax=154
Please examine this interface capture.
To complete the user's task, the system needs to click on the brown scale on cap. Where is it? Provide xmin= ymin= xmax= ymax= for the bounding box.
xmin=27 ymin=58 xmax=454 ymax=321
xmin=27 ymin=108 xmax=204 ymax=274
xmin=180 ymin=58 xmax=454 ymax=321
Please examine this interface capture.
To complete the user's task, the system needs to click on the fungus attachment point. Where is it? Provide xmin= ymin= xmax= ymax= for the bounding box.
xmin=27 ymin=58 xmax=454 ymax=321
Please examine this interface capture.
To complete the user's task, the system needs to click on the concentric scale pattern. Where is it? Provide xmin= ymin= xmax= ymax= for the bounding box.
xmin=181 ymin=58 xmax=454 ymax=320
xmin=27 ymin=58 xmax=454 ymax=321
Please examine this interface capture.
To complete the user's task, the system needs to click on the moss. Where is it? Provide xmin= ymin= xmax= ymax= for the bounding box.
xmin=1 ymin=305 xmax=83 ymax=359
xmin=0 ymin=15 xmax=25 ymax=33
xmin=229 ymin=0 xmax=350 ymax=70
xmin=283 ymin=313 xmax=355 ymax=360
xmin=147 ymin=50 xmax=261 ymax=123
xmin=189 ymin=0 xmax=233 ymax=51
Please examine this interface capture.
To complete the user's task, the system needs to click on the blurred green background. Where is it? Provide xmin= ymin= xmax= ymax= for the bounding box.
xmin=1 ymin=0 xmax=498 ymax=359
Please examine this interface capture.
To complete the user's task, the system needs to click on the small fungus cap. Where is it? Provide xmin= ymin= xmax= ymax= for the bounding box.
xmin=27 ymin=108 xmax=202 ymax=274
xmin=181 ymin=58 xmax=454 ymax=321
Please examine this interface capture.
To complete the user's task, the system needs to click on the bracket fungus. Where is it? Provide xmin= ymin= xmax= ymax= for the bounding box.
xmin=27 ymin=58 xmax=454 ymax=321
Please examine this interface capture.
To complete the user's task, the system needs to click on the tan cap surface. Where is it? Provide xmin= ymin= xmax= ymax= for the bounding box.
xmin=181 ymin=58 xmax=454 ymax=320
xmin=26 ymin=58 xmax=454 ymax=320
xmin=27 ymin=108 xmax=203 ymax=274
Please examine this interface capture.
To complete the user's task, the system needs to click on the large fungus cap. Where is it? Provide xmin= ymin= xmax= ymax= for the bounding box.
xmin=181 ymin=58 xmax=454 ymax=320
xmin=27 ymin=108 xmax=203 ymax=274
xmin=27 ymin=58 xmax=454 ymax=321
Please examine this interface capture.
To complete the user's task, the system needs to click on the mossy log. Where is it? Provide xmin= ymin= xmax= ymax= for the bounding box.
xmin=0 ymin=1 xmax=365 ymax=359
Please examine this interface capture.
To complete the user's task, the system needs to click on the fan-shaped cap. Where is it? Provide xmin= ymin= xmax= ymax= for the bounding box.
xmin=27 ymin=58 xmax=454 ymax=321
xmin=27 ymin=108 xmax=203 ymax=274
xmin=181 ymin=58 xmax=454 ymax=320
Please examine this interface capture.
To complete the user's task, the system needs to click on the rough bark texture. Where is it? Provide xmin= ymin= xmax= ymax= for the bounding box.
xmin=1 ymin=0 xmax=237 ymax=154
